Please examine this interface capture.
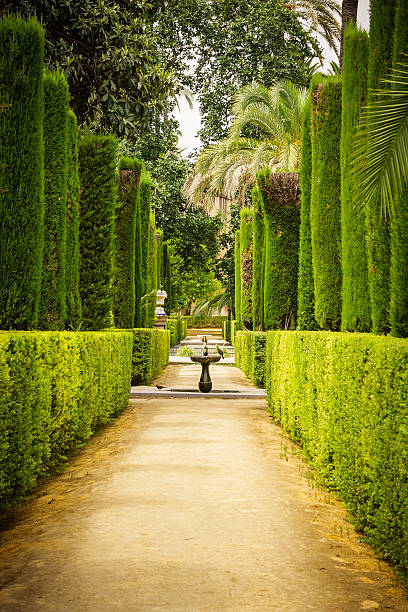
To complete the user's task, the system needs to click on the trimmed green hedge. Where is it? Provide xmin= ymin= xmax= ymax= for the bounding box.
xmin=114 ymin=158 xmax=142 ymax=328
xmin=234 ymin=230 xmax=241 ymax=325
xmin=0 ymin=330 xmax=133 ymax=512
xmin=341 ymin=24 xmax=370 ymax=332
xmin=252 ymin=185 xmax=265 ymax=330
xmin=168 ymin=314 xmax=186 ymax=347
xmin=222 ymin=319 xmax=232 ymax=343
xmin=240 ymin=207 xmax=253 ymax=329
xmin=140 ymin=170 xmax=152 ymax=327
xmin=310 ymin=76 xmax=342 ymax=331
xmin=78 ymin=133 xmax=117 ymax=330
xmin=235 ymin=330 xmax=266 ymax=387
xmin=365 ymin=0 xmax=395 ymax=334
xmin=265 ymin=330 xmax=408 ymax=583
xmin=258 ymin=169 xmax=300 ymax=330
xmin=65 ymin=110 xmax=82 ymax=330
xmin=130 ymin=328 xmax=169 ymax=385
xmin=0 ymin=15 xmax=45 ymax=330
xmin=39 ymin=71 xmax=69 ymax=330
xmin=298 ymin=97 xmax=318 ymax=331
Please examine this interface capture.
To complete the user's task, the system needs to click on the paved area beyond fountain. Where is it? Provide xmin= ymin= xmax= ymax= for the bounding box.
xmin=0 ymin=364 xmax=406 ymax=611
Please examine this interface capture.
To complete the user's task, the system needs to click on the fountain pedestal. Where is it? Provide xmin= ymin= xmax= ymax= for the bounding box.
xmin=190 ymin=354 xmax=221 ymax=393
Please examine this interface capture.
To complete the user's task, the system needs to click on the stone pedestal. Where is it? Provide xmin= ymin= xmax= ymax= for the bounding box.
xmin=155 ymin=290 xmax=168 ymax=330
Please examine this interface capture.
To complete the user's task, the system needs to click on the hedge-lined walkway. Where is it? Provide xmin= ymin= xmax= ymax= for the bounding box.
xmin=0 ymin=365 xmax=406 ymax=610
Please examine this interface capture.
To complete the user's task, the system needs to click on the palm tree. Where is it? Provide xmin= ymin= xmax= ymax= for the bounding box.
xmin=283 ymin=0 xmax=341 ymax=59
xmin=183 ymin=81 xmax=308 ymax=209
xmin=352 ymin=61 xmax=408 ymax=219
xmin=339 ymin=0 xmax=359 ymax=69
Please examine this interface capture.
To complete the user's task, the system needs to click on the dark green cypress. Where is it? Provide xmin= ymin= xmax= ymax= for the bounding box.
xmin=114 ymin=157 xmax=142 ymax=329
xmin=234 ymin=230 xmax=241 ymax=324
xmin=140 ymin=170 xmax=152 ymax=326
xmin=163 ymin=241 xmax=172 ymax=313
xmin=156 ymin=228 xmax=164 ymax=289
xmin=390 ymin=0 xmax=408 ymax=337
xmin=341 ymin=24 xmax=370 ymax=332
xmin=65 ymin=110 xmax=82 ymax=330
xmin=39 ymin=71 xmax=69 ymax=330
xmin=78 ymin=133 xmax=118 ymax=330
xmin=145 ymin=212 xmax=158 ymax=328
xmin=252 ymin=185 xmax=265 ymax=330
xmin=298 ymin=96 xmax=318 ymax=330
xmin=0 ymin=16 xmax=44 ymax=329
xmin=258 ymin=169 xmax=300 ymax=330
xmin=240 ymin=207 xmax=253 ymax=329
xmin=366 ymin=0 xmax=396 ymax=334
xmin=310 ymin=76 xmax=342 ymax=331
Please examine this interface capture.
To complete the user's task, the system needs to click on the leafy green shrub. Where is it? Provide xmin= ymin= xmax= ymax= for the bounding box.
xmin=310 ymin=76 xmax=342 ymax=331
xmin=257 ymin=169 xmax=300 ymax=330
xmin=234 ymin=230 xmax=241 ymax=325
xmin=176 ymin=346 xmax=193 ymax=357
xmin=235 ymin=330 xmax=267 ymax=387
xmin=252 ymin=185 xmax=265 ymax=330
xmin=298 ymin=97 xmax=318 ymax=331
xmin=65 ymin=110 xmax=82 ymax=330
xmin=39 ymin=71 xmax=69 ymax=330
xmin=341 ymin=24 xmax=370 ymax=332
xmin=240 ymin=208 xmax=253 ymax=329
xmin=390 ymin=1 xmax=408 ymax=337
xmin=167 ymin=315 xmax=179 ymax=347
xmin=0 ymin=330 xmax=132 ymax=511
xmin=78 ymin=133 xmax=117 ymax=330
xmin=188 ymin=315 xmax=227 ymax=328
xmin=130 ymin=328 xmax=170 ymax=384
xmin=114 ymin=158 xmax=142 ymax=328
xmin=265 ymin=330 xmax=408 ymax=583
xmin=365 ymin=0 xmax=395 ymax=334
xmin=0 ymin=15 xmax=44 ymax=330
xmin=222 ymin=319 xmax=232 ymax=343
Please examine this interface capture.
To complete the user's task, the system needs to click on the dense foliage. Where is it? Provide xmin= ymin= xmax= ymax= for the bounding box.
xmin=78 ymin=133 xmax=117 ymax=330
xmin=252 ymin=187 xmax=265 ymax=331
xmin=130 ymin=328 xmax=170 ymax=384
xmin=234 ymin=231 xmax=241 ymax=324
xmin=240 ymin=208 xmax=253 ymax=330
xmin=39 ymin=71 xmax=69 ymax=331
xmin=0 ymin=15 xmax=44 ymax=330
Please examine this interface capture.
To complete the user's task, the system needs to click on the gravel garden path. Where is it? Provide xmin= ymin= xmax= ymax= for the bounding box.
xmin=0 ymin=364 xmax=406 ymax=611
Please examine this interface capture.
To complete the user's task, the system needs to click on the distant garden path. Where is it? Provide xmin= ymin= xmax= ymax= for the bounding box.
xmin=0 ymin=365 xmax=406 ymax=611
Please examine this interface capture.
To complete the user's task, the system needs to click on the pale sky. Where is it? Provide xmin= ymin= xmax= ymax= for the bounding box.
xmin=173 ymin=0 xmax=370 ymax=158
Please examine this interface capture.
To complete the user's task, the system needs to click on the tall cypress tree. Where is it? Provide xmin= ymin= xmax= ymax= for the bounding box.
xmin=240 ymin=208 xmax=253 ymax=330
xmin=39 ymin=71 xmax=69 ymax=330
xmin=139 ymin=170 xmax=152 ymax=326
xmin=65 ymin=110 xmax=82 ymax=330
xmin=114 ymin=157 xmax=142 ymax=329
xmin=341 ymin=24 xmax=370 ymax=332
xmin=297 ymin=96 xmax=318 ymax=331
xmin=252 ymin=185 xmax=265 ymax=330
xmin=0 ymin=16 xmax=45 ymax=329
xmin=390 ymin=0 xmax=408 ymax=337
xmin=366 ymin=0 xmax=396 ymax=334
xmin=234 ymin=230 xmax=241 ymax=325
xmin=310 ymin=76 xmax=342 ymax=331
xmin=78 ymin=133 xmax=118 ymax=330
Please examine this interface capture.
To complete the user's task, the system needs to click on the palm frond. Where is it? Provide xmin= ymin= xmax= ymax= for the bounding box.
xmin=352 ymin=61 xmax=408 ymax=218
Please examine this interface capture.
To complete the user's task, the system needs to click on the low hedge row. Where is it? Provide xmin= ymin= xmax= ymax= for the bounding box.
xmin=0 ymin=330 xmax=133 ymax=512
xmin=130 ymin=328 xmax=170 ymax=385
xmin=264 ymin=331 xmax=408 ymax=583
xmin=234 ymin=331 xmax=267 ymax=387
xmin=167 ymin=315 xmax=187 ymax=347
xmin=184 ymin=315 xmax=228 ymax=328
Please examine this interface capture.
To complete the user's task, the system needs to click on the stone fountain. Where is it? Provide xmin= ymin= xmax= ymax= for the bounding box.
xmin=190 ymin=336 xmax=221 ymax=393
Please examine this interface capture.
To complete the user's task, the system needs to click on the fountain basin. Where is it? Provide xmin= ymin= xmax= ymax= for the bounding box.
xmin=190 ymin=354 xmax=221 ymax=392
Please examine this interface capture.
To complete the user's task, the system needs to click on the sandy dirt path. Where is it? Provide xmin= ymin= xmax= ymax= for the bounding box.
xmin=0 ymin=365 xmax=406 ymax=611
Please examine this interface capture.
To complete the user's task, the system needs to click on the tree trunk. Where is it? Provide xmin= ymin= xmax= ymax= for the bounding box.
xmin=340 ymin=0 xmax=359 ymax=71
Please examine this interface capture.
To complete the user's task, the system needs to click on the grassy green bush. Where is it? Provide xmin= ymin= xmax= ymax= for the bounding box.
xmin=234 ymin=230 xmax=241 ymax=325
xmin=240 ymin=208 xmax=253 ymax=329
xmin=78 ymin=133 xmax=117 ymax=330
xmin=130 ymin=328 xmax=169 ymax=385
xmin=390 ymin=1 xmax=408 ymax=337
xmin=257 ymin=169 xmax=300 ymax=330
xmin=0 ymin=330 xmax=132 ymax=512
xmin=265 ymin=330 xmax=408 ymax=583
xmin=114 ymin=158 xmax=142 ymax=328
xmin=310 ymin=76 xmax=342 ymax=331
xmin=341 ymin=24 xmax=370 ymax=332
xmin=65 ymin=110 xmax=82 ymax=330
xmin=298 ymin=97 xmax=318 ymax=331
xmin=252 ymin=185 xmax=265 ymax=330
xmin=39 ymin=71 xmax=69 ymax=330
xmin=0 ymin=15 xmax=44 ymax=330
xmin=365 ymin=0 xmax=395 ymax=334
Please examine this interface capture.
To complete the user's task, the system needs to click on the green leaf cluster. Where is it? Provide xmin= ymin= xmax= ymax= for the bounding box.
xmin=130 ymin=328 xmax=170 ymax=384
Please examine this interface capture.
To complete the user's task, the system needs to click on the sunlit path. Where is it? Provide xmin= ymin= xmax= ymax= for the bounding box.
xmin=0 ymin=365 xmax=406 ymax=611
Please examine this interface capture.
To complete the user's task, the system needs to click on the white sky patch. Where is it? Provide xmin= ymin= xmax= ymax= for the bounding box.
xmin=173 ymin=0 xmax=370 ymax=158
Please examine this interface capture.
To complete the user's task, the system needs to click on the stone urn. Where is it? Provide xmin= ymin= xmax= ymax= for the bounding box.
xmin=190 ymin=354 xmax=221 ymax=393
xmin=155 ymin=290 xmax=168 ymax=329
